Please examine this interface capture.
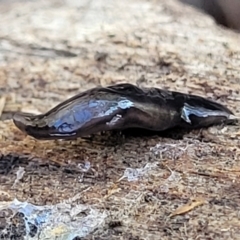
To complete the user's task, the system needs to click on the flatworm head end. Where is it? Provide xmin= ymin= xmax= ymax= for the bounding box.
xmin=13 ymin=112 xmax=75 ymax=140
xmin=13 ymin=112 xmax=35 ymax=132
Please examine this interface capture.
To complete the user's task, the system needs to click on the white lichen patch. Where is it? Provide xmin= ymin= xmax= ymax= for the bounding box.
xmin=0 ymin=196 xmax=107 ymax=240
xmin=119 ymin=162 xmax=158 ymax=182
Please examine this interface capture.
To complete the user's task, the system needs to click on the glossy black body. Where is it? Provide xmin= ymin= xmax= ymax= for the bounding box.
xmin=13 ymin=83 xmax=235 ymax=140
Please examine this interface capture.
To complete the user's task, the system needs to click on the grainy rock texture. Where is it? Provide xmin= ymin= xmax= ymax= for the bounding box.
xmin=0 ymin=0 xmax=240 ymax=239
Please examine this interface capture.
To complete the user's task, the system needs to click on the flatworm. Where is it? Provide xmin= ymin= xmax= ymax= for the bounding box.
xmin=13 ymin=83 xmax=236 ymax=140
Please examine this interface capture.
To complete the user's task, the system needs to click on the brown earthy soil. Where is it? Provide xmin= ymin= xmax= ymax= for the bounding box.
xmin=0 ymin=0 xmax=240 ymax=239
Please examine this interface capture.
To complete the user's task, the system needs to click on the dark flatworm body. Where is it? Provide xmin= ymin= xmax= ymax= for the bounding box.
xmin=13 ymin=83 xmax=236 ymax=140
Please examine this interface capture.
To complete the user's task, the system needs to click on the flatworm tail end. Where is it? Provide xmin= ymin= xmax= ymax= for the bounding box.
xmin=178 ymin=94 xmax=237 ymax=128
